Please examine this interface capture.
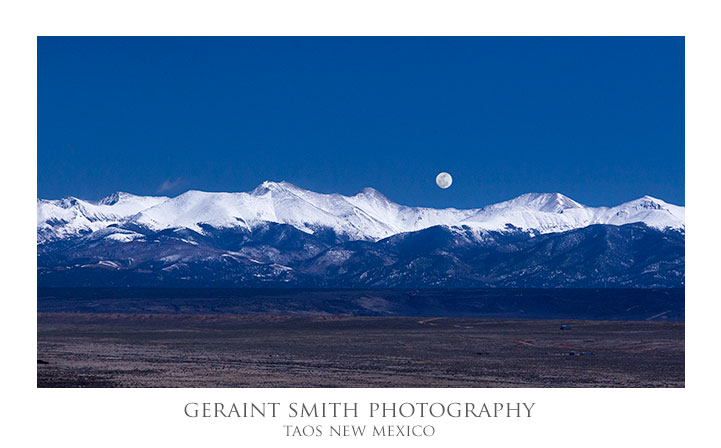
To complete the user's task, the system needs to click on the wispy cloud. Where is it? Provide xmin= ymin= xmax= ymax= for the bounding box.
xmin=157 ymin=178 xmax=183 ymax=194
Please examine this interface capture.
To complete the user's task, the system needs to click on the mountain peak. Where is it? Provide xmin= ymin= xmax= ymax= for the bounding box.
xmin=624 ymin=195 xmax=671 ymax=211
xmin=98 ymin=191 xmax=137 ymax=205
xmin=640 ymin=195 xmax=666 ymax=203
xmin=251 ymin=180 xmax=300 ymax=196
xmin=504 ymin=192 xmax=584 ymax=213
xmin=353 ymin=187 xmax=389 ymax=201
xmin=58 ymin=196 xmax=81 ymax=208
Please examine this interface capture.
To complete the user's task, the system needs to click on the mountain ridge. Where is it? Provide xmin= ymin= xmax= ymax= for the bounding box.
xmin=37 ymin=182 xmax=685 ymax=244
xmin=37 ymin=182 xmax=685 ymax=288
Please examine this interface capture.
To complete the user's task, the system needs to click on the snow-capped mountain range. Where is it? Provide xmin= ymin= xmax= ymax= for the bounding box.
xmin=38 ymin=181 xmax=684 ymax=244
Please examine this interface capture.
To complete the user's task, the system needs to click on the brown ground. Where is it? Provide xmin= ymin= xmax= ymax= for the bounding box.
xmin=37 ymin=313 xmax=684 ymax=387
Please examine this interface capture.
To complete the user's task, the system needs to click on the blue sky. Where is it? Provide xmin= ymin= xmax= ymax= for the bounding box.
xmin=38 ymin=37 xmax=684 ymax=207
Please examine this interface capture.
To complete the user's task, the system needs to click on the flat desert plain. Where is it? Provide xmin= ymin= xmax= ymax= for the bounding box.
xmin=37 ymin=313 xmax=684 ymax=387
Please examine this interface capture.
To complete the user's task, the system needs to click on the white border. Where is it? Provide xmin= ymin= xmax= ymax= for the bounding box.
xmin=3 ymin=1 xmax=719 ymax=446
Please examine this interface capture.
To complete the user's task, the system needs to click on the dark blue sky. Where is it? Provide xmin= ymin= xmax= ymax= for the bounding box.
xmin=38 ymin=37 xmax=684 ymax=207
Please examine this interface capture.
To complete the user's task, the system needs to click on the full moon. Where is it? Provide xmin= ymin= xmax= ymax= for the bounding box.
xmin=436 ymin=172 xmax=453 ymax=189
